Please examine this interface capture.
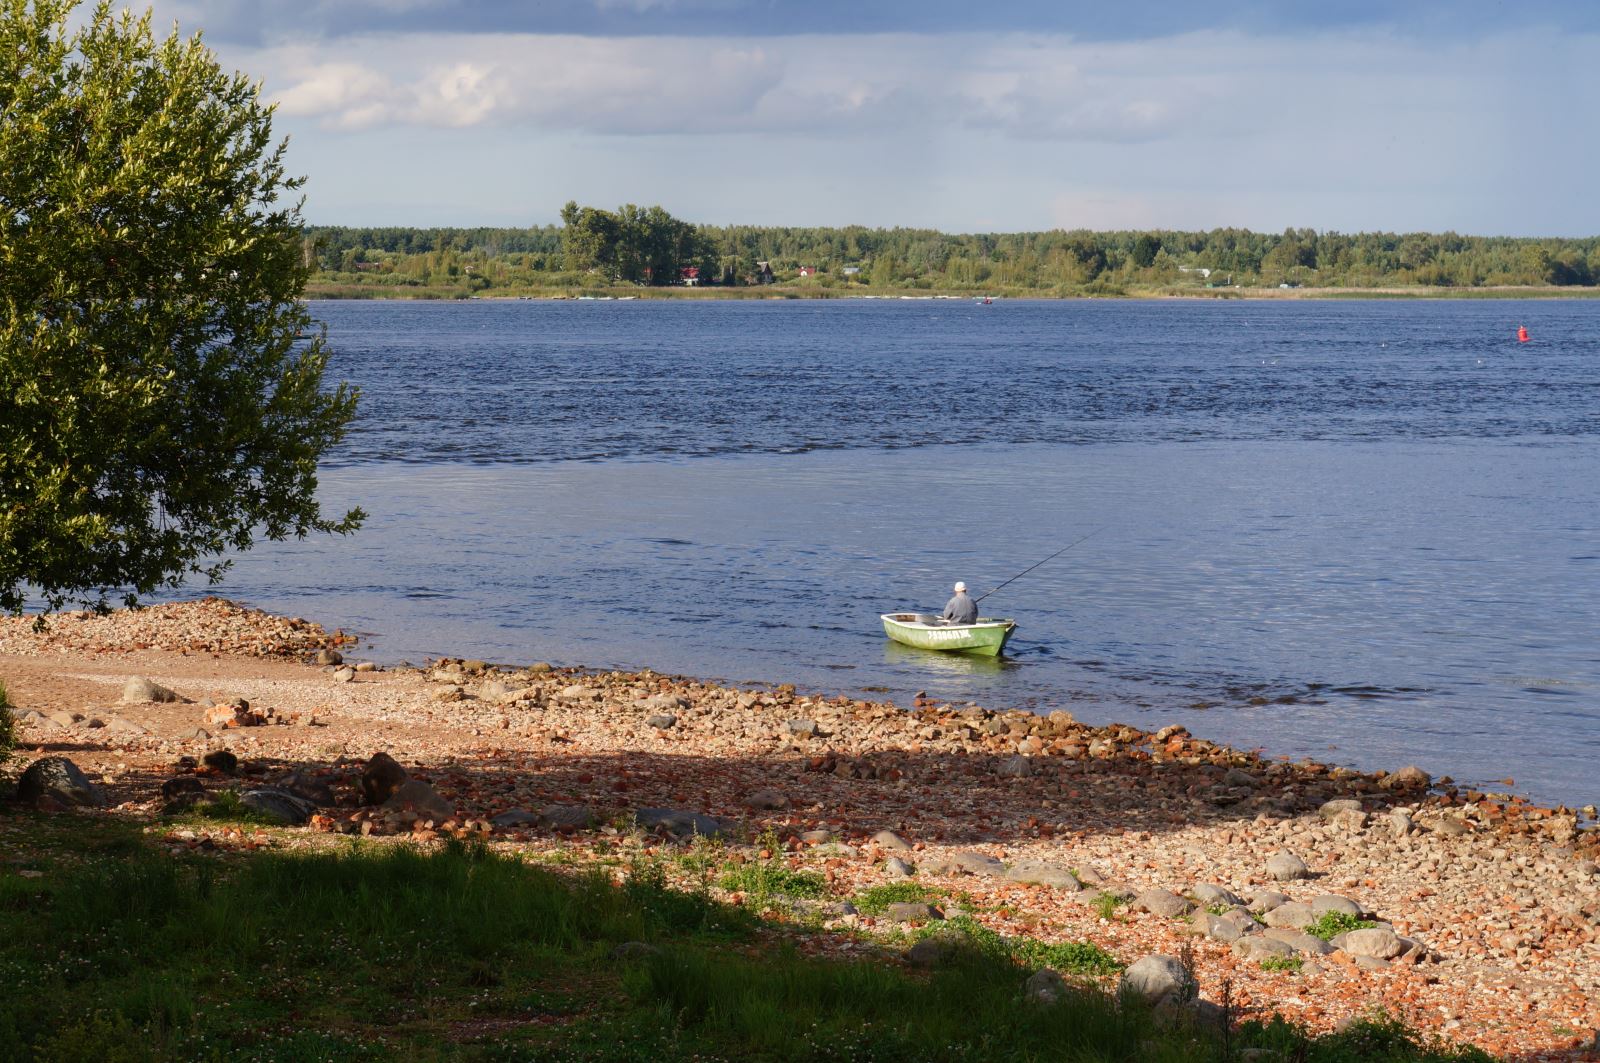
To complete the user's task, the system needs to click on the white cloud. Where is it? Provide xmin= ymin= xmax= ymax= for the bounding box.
xmin=185 ymin=23 xmax=1600 ymax=232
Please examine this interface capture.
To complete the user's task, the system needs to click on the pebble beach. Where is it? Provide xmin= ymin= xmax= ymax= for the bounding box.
xmin=4 ymin=598 xmax=1600 ymax=1060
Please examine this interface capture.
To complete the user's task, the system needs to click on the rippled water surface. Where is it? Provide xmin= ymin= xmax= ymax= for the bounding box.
xmin=222 ymin=298 xmax=1599 ymax=805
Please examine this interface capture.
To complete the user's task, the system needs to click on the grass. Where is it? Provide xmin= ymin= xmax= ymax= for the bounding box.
xmin=1307 ymin=911 xmax=1380 ymax=941
xmin=716 ymin=862 xmax=828 ymax=904
xmin=166 ymin=789 xmax=281 ymax=827
xmin=923 ymin=916 xmax=1124 ymax=977
xmin=1092 ymin=891 xmax=1126 ymax=921
xmin=0 ymin=810 xmax=1498 ymax=1062
xmin=851 ymin=881 xmax=940 ymax=916
xmin=1261 ymin=956 xmax=1304 ymax=973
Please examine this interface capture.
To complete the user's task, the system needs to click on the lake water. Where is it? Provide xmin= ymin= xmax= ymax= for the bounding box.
xmin=218 ymin=298 xmax=1599 ymax=807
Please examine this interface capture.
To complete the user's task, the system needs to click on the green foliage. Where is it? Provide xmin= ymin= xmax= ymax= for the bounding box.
xmin=717 ymin=863 xmax=828 ymax=903
xmin=927 ymin=916 xmax=1125 ymax=977
xmin=1260 ymin=955 xmax=1303 ymax=972
xmin=0 ymin=681 xmax=13 ymax=763
xmin=851 ymin=881 xmax=939 ymax=915
xmin=1306 ymin=910 xmax=1379 ymax=941
xmin=0 ymin=0 xmax=361 ymax=614
xmin=558 ymin=200 xmax=715 ymax=285
xmin=303 ymin=215 xmax=1600 ymax=298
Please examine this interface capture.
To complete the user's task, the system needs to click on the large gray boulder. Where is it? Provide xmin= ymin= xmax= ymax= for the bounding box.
xmin=360 ymin=752 xmax=409 ymax=805
xmin=1119 ymin=955 xmax=1195 ymax=1005
xmin=384 ymin=780 xmax=455 ymax=823
xmin=1192 ymin=883 xmax=1244 ymax=907
xmin=121 ymin=676 xmax=183 ymax=704
xmin=635 ymin=808 xmax=725 ymax=839
xmin=239 ymin=787 xmax=317 ymax=825
xmin=15 ymin=757 xmax=106 ymax=808
xmin=1261 ymin=901 xmax=1316 ymax=929
xmin=903 ymin=931 xmax=974 ymax=968
xmin=1311 ymin=894 xmax=1363 ymax=917
xmin=1333 ymin=927 xmax=1406 ymax=959
xmin=871 ymin=829 xmax=912 ymax=851
xmin=1004 ymin=862 xmax=1081 ymax=890
xmin=884 ymin=902 xmax=941 ymax=923
xmin=1232 ymin=936 xmax=1296 ymax=962
xmin=1133 ymin=889 xmax=1194 ymax=919
xmin=1262 ymin=928 xmax=1335 ymax=956
xmin=1266 ymin=851 xmax=1311 ymax=881
xmin=1024 ymin=968 xmax=1068 ymax=1005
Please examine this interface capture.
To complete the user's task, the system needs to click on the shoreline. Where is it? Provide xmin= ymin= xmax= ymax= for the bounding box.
xmin=301 ymin=283 xmax=1600 ymax=303
xmin=4 ymin=599 xmax=1600 ymax=1058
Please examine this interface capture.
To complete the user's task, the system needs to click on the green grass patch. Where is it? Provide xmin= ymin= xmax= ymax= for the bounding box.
xmin=1260 ymin=956 xmax=1303 ymax=973
xmin=716 ymin=862 xmax=828 ymax=902
xmin=851 ymin=881 xmax=939 ymax=915
xmin=919 ymin=916 xmax=1124 ymax=978
xmin=1306 ymin=910 xmax=1379 ymax=941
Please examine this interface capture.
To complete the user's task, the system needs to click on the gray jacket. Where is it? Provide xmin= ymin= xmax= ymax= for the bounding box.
xmin=942 ymin=592 xmax=977 ymax=624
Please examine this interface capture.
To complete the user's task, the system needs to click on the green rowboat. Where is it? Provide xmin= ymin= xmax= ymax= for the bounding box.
xmin=880 ymin=613 xmax=1017 ymax=657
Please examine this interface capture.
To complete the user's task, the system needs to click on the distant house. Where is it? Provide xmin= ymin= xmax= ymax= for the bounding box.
xmin=753 ymin=260 xmax=775 ymax=285
xmin=1178 ymin=266 xmax=1212 ymax=279
xmin=841 ymin=266 xmax=862 ymax=276
xmin=797 ymin=265 xmax=816 ymax=278
xmin=680 ymin=266 xmax=701 ymax=287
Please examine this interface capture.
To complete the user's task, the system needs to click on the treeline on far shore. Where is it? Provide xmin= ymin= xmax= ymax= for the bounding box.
xmin=301 ymin=208 xmax=1600 ymax=298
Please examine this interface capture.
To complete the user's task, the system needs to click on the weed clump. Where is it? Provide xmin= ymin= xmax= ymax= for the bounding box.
xmin=852 ymin=882 xmax=939 ymax=915
xmin=1306 ymin=910 xmax=1378 ymax=941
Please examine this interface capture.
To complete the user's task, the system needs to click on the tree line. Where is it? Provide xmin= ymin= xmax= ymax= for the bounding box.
xmin=304 ymin=206 xmax=1600 ymax=294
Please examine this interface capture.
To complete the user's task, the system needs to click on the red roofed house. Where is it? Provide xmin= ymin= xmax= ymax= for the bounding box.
xmin=680 ymin=266 xmax=700 ymax=287
xmin=797 ymin=265 xmax=815 ymax=278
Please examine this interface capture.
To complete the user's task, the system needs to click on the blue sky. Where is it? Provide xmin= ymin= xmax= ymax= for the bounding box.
xmin=143 ymin=1 xmax=1600 ymax=234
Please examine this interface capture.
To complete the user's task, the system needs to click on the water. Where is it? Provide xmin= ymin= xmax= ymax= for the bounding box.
xmin=217 ymin=298 xmax=1599 ymax=806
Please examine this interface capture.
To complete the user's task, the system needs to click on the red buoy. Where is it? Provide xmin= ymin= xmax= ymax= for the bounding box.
xmin=1517 ymin=325 xmax=1530 ymax=343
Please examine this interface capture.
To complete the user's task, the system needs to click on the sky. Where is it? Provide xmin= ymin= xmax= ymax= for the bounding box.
xmin=135 ymin=0 xmax=1600 ymax=235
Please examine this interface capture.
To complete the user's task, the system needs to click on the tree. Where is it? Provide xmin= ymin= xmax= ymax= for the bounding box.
xmin=1131 ymin=233 xmax=1160 ymax=269
xmin=559 ymin=200 xmax=622 ymax=278
xmin=0 ymin=0 xmax=362 ymax=614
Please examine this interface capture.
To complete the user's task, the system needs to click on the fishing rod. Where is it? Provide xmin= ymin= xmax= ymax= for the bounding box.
xmin=973 ymin=529 xmax=1099 ymax=605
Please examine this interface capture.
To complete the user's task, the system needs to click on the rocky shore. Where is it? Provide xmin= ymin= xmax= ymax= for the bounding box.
xmin=3 ymin=599 xmax=1599 ymax=1060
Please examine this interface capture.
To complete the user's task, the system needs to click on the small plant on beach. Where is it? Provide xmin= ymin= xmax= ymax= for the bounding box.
xmin=1022 ymin=939 xmax=1124 ymax=977
xmin=1260 ymin=956 xmax=1303 ymax=973
xmin=919 ymin=917 xmax=1124 ymax=977
xmin=717 ymin=862 xmax=827 ymax=905
xmin=1092 ymin=891 xmax=1126 ymax=921
xmin=1307 ymin=910 xmax=1378 ymax=941
xmin=679 ymin=834 xmax=725 ymax=896
xmin=852 ymin=882 xmax=939 ymax=916
xmin=174 ymin=790 xmax=278 ymax=827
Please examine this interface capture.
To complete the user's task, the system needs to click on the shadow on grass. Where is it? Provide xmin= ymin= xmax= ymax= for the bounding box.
xmin=0 ymin=811 xmax=1498 ymax=1063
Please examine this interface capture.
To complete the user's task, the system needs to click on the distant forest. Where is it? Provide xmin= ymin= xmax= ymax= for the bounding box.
xmin=303 ymin=203 xmax=1600 ymax=297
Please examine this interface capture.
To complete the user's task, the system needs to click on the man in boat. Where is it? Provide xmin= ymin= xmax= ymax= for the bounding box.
xmin=942 ymin=581 xmax=978 ymax=625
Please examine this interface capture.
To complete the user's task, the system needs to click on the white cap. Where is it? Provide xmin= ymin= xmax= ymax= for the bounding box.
xmin=953 ymin=581 xmax=967 ymax=593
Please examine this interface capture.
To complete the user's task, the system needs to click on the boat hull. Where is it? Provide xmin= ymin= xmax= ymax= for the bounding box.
xmin=880 ymin=613 xmax=1016 ymax=657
